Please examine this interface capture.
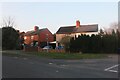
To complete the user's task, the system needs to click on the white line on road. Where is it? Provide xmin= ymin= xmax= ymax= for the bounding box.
xmin=29 ymin=62 xmax=34 ymax=64
xmin=107 ymin=70 xmax=118 ymax=73
xmin=14 ymin=57 xmax=18 ymax=59
xmin=23 ymin=58 xmax=27 ymax=60
xmin=56 ymin=70 xmax=59 ymax=72
xmin=104 ymin=64 xmax=119 ymax=73
xmin=104 ymin=65 xmax=118 ymax=71
xmin=49 ymin=63 xmax=53 ymax=64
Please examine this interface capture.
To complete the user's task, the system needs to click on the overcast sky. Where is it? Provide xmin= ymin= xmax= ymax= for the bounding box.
xmin=0 ymin=1 xmax=118 ymax=33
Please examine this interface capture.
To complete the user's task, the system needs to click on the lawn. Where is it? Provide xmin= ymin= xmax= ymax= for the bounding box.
xmin=3 ymin=50 xmax=108 ymax=59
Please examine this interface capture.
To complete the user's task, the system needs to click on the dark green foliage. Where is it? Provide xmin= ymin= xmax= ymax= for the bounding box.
xmin=2 ymin=27 xmax=20 ymax=50
xmin=70 ymin=29 xmax=119 ymax=53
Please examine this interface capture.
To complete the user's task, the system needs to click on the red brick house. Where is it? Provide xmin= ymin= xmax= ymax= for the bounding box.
xmin=24 ymin=26 xmax=54 ymax=47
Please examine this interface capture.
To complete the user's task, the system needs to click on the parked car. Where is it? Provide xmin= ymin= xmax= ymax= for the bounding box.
xmin=55 ymin=46 xmax=64 ymax=50
xmin=43 ymin=46 xmax=53 ymax=50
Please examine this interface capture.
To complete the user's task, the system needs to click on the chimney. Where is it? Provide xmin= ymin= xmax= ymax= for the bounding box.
xmin=76 ymin=20 xmax=80 ymax=28
xmin=34 ymin=26 xmax=39 ymax=31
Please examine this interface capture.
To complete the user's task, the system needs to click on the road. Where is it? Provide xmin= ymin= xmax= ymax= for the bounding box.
xmin=2 ymin=52 xmax=118 ymax=78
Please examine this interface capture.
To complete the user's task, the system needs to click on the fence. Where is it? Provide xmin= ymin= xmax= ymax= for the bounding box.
xmin=23 ymin=46 xmax=65 ymax=53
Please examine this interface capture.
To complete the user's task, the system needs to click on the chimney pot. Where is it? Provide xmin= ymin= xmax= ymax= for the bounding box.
xmin=76 ymin=20 xmax=80 ymax=28
xmin=34 ymin=26 xmax=39 ymax=31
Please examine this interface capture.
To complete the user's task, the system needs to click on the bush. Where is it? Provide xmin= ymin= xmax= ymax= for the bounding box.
xmin=70 ymin=29 xmax=119 ymax=53
xmin=2 ymin=27 xmax=20 ymax=50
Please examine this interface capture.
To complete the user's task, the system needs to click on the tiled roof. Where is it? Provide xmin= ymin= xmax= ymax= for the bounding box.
xmin=24 ymin=28 xmax=47 ymax=36
xmin=56 ymin=24 xmax=98 ymax=34
xmin=56 ymin=26 xmax=75 ymax=34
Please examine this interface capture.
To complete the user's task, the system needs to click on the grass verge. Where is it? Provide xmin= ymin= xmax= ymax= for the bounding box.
xmin=25 ymin=51 xmax=108 ymax=59
xmin=2 ymin=50 xmax=108 ymax=59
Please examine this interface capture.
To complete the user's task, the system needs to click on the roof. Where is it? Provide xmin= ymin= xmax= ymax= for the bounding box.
xmin=56 ymin=24 xmax=98 ymax=34
xmin=24 ymin=28 xmax=47 ymax=36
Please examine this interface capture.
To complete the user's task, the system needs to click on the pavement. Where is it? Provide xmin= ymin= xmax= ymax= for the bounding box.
xmin=2 ymin=51 xmax=119 ymax=78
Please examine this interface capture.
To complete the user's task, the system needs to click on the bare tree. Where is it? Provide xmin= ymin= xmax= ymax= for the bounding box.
xmin=2 ymin=16 xmax=15 ymax=27
xmin=109 ymin=22 xmax=118 ymax=30
xmin=103 ymin=22 xmax=118 ymax=34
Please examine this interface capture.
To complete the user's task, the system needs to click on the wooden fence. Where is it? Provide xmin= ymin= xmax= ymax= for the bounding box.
xmin=23 ymin=46 xmax=65 ymax=53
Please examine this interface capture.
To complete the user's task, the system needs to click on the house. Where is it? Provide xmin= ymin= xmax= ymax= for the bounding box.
xmin=24 ymin=26 xmax=54 ymax=48
xmin=18 ymin=31 xmax=25 ymax=49
xmin=56 ymin=20 xmax=98 ymax=47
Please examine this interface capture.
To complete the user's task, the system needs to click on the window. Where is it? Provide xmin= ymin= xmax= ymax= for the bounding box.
xmin=24 ymin=36 xmax=27 ymax=40
xmin=31 ymin=36 xmax=34 ymax=39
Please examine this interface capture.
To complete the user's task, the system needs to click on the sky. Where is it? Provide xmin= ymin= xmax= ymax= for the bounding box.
xmin=0 ymin=1 xmax=118 ymax=33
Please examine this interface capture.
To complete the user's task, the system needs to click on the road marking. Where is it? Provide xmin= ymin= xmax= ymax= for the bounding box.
xmin=60 ymin=64 xmax=66 ymax=66
xmin=23 ymin=58 xmax=27 ymax=60
xmin=104 ymin=64 xmax=119 ymax=73
xmin=104 ymin=65 xmax=118 ymax=71
xmin=49 ymin=63 xmax=53 ymax=64
xmin=29 ymin=62 xmax=34 ymax=64
xmin=14 ymin=57 xmax=18 ymax=59
xmin=107 ymin=70 xmax=118 ymax=73
xmin=56 ymin=70 xmax=59 ymax=72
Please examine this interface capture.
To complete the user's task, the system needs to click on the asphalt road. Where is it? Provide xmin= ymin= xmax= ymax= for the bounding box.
xmin=2 ymin=53 xmax=118 ymax=78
